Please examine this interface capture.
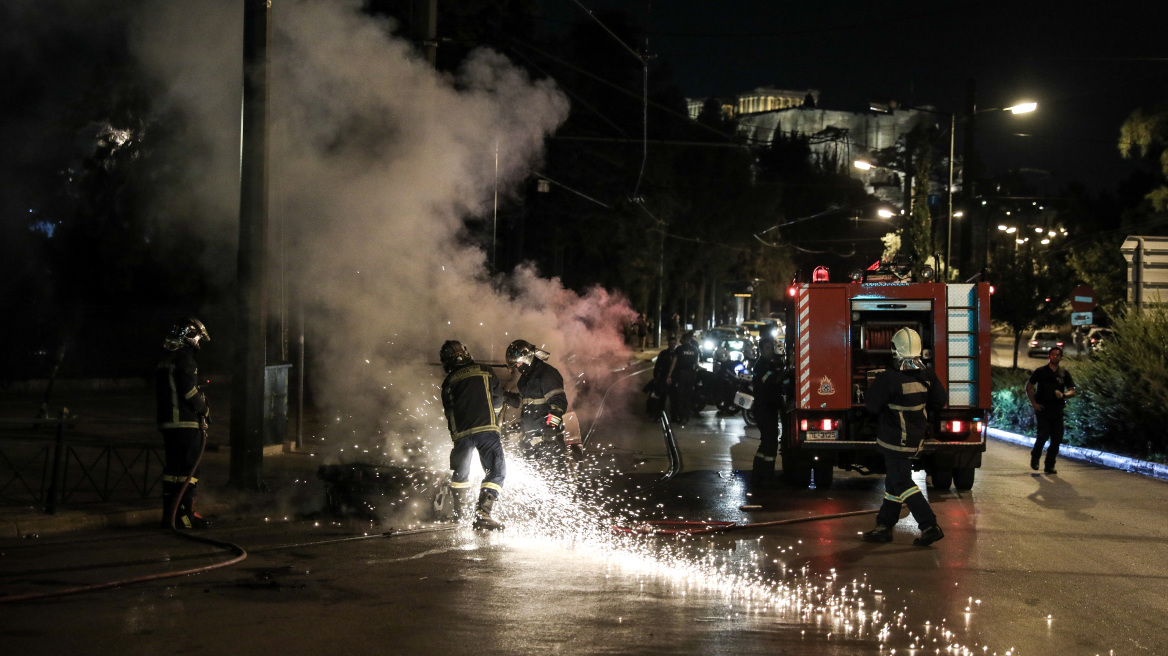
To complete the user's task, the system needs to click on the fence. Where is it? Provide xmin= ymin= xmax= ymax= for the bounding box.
xmin=0 ymin=412 xmax=162 ymax=514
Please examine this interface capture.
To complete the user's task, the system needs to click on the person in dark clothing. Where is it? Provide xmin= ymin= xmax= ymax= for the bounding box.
xmin=156 ymin=317 xmax=212 ymax=529
xmin=1026 ymin=346 xmax=1076 ymax=474
xmin=634 ymin=313 xmax=649 ymax=350
xmin=503 ymin=339 xmax=568 ymax=458
xmin=666 ymin=331 xmax=701 ymax=426
xmin=645 ymin=335 xmax=678 ymax=418
xmin=862 ymin=328 xmax=947 ymax=546
xmin=750 ymin=337 xmax=785 ymax=487
xmin=439 ymin=340 xmax=507 ymax=531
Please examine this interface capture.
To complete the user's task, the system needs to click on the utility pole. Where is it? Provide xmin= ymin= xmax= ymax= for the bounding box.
xmin=961 ymin=78 xmax=978 ymax=276
xmin=230 ymin=0 xmax=271 ymax=491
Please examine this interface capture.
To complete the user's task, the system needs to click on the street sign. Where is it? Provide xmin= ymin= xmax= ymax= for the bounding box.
xmin=1071 ymin=311 xmax=1093 ymax=326
xmin=1071 ymin=284 xmax=1096 ymax=312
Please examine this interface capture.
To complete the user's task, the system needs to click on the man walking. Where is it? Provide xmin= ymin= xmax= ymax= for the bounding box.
xmin=1026 ymin=346 xmax=1076 ymax=474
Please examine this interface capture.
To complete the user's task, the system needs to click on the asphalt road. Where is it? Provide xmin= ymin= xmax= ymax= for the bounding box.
xmin=2 ymin=376 xmax=1166 ymax=655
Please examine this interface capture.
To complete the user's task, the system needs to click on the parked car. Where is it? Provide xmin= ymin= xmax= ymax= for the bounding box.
xmin=1085 ymin=327 xmax=1115 ymax=356
xmin=1027 ymin=330 xmax=1063 ymax=358
xmin=740 ymin=319 xmax=779 ymax=340
xmin=713 ymin=338 xmax=749 ymax=364
xmin=699 ymin=326 xmax=741 ymax=360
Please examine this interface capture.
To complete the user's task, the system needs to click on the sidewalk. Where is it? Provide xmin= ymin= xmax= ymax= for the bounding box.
xmin=0 ymin=444 xmax=325 ymax=540
xmin=1 ymin=349 xmax=664 ymax=540
xmin=988 ymin=427 xmax=1168 ymax=481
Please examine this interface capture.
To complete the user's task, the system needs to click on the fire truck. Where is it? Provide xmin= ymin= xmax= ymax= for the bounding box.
xmin=780 ymin=263 xmax=992 ymax=491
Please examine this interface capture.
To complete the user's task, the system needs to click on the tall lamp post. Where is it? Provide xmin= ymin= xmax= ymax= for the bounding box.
xmin=859 ymin=102 xmax=1037 ymax=281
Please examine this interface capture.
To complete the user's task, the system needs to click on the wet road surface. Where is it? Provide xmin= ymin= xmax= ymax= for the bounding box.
xmin=3 ymin=382 xmax=1167 ymax=655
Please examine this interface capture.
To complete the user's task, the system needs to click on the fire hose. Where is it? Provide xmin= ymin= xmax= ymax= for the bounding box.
xmin=0 ymin=420 xmax=247 ymax=603
xmin=611 ymin=508 xmax=880 ymax=537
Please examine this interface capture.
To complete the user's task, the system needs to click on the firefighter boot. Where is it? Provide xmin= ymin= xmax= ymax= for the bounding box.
xmin=161 ymin=481 xmax=182 ymax=529
xmin=750 ymin=454 xmax=776 ymax=488
xmin=913 ymin=524 xmax=945 ymax=546
xmin=176 ymin=485 xmax=212 ymax=529
xmin=450 ymin=488 xmax=475 ymax=522
xmin=472 ymin=490 xmax=505 ymax=531
xmin=862 ymin=524 xmax=895 ymax=543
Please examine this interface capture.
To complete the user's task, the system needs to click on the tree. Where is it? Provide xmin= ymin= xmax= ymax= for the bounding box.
xmin=1118 ymin=104 xmax=1168 ymax=211
xmin=903 ymin=136 xmax=934 ymax=278
xmin=990 ymin=244 xmax=1073 ymax=368
xmin=1067 ymin=240 xmax=1127 ymax=319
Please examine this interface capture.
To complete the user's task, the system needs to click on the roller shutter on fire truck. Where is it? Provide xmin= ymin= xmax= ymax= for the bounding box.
xmin=782 ymin=279 xmax=991 ymax=491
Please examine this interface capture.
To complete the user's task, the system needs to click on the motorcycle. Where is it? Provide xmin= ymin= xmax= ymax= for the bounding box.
xmin=692 ymin=362 xmax=757 ymax=427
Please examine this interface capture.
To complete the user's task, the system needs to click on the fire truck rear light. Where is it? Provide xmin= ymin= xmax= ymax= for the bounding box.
xmin=800 ymin=419 xmax=808 ymax=431
xmin=821 ymin=419 xmax=834 ymax=431
xmin=974 ymin=420 xmax=984 ymax=433
xmin=947 ymin=420 xmax=965 ymax=433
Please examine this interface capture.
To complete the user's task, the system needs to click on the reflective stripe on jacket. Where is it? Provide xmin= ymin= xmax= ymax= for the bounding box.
xmin=156 ymin=347 xmax=208 ymax=430
xmin=864 ymin=366 xmax=946 ymax=454
xmin=442 ymin=362 xmax=506 ymax=441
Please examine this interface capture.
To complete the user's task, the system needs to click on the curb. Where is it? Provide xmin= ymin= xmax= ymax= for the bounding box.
xmin=0 ymin=502 xmax=233 ymax=540
xmin=988 ymin=427 xmax=1168 ymax=482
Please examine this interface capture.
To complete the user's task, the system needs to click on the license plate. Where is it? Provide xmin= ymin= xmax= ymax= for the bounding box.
xmin=806 ymin=430 xmax=837 ymax=441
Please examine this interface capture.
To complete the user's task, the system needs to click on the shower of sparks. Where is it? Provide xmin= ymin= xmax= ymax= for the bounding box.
xmin=312 ymin=374 xmax=1012 ymax=656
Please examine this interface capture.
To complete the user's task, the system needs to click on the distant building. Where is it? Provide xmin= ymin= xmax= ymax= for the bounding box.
xmin=687 ymin=87 xmax=820 ymax=120
xmin=688 ymin=89 xmax=956 ymax=212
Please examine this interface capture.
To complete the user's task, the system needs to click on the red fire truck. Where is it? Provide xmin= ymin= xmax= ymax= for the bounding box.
xmin=781 ymin=264 xmax=992 ymax=490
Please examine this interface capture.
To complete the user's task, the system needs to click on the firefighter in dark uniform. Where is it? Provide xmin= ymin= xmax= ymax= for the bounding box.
xmin=503 ymin=339 xmax=568 ymax=458
xmin=156 ymin=317 xmax=212 ymax=529
xmin=1026 ymin=346 xmax=1075 ymax=474
xmin=750 ymin=337 xmax=785 ymax=487
xmin=862 ymin=328 xmax=947 ymax=546
xmin=666 ymin=331 xmax=700 ymax=426
xmin=439 ymin=340 xmax=506 ymax=531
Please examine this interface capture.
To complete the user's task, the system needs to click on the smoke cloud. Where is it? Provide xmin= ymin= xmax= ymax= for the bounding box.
xmin=126 ymin=1 xmax=638 ymax=467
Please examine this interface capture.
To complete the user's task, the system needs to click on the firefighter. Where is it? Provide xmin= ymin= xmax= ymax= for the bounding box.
xmin=750 ymin=337 xmax=785 ymax=487
xmin=862 ymin=328 xmax=947 ymax=546
xmin=666 ymin=331 xmax=701 ymax=426
xmin=503 ymin=339 xmax=568 ymax=458
xmin=156 ymin=317 xmax=212 ymax=529
xmin=439 ymin=340 xmax=507 ymax=531
xmin=1026 ymin=346 xmax=1075 ymax=474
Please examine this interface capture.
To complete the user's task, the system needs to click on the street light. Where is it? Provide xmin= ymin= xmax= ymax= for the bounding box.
xmin=944 ymin=101 xmax=1036 ymax=280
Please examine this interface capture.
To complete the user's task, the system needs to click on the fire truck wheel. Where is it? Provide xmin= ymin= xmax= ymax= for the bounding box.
xmin=930 ymin=466 xmax=953 ymax=491
xmin=782 ymin=453 xmax=811 ymax=489
xmin=953 ymin=467 xmax=976 ymax=490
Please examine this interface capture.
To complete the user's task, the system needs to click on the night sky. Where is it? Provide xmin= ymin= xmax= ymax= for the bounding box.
xmin=542 ymin=0 xmax=1168 ymax=195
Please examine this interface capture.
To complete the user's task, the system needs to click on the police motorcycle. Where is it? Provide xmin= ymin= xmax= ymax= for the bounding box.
xmin=692 ymin=351 xmax=757 ymax=427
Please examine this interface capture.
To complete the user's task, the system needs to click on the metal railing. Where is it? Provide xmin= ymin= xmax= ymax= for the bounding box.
xmin=0 ymin=412 xmax=161 ymax=514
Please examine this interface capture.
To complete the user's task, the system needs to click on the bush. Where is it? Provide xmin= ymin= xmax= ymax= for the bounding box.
xmin=1065 ymin=307 xmax=1168 ymax=462
xmin=990 ymin=366 xmax=1035 ymax=436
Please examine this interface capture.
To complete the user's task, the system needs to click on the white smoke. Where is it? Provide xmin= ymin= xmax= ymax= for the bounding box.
xmin=127 ymin=0 xmax=638 ymax=466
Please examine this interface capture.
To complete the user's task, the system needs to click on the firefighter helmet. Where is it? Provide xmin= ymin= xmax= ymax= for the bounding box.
xmin=891 ymin=327 xmax=923 ymax=370
xmin=439 ymin=340 xmax=473 ymax=373
xmin=505 ymin=339 xmax=539 ymax=373
xmin=164 ymin=317 xmax=211 ymax=351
